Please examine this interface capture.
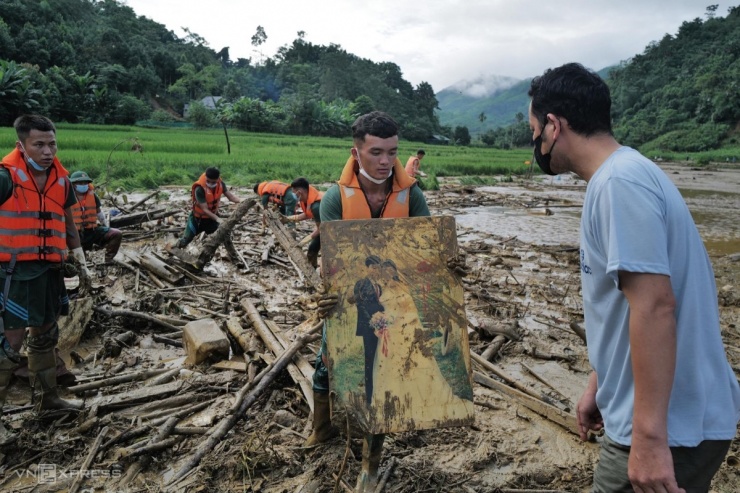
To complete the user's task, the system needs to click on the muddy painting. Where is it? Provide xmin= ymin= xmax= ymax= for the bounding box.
xmin=321 ymin=216 xmax=475 ymax=434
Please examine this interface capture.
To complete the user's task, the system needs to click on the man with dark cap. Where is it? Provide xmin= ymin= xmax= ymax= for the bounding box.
xmin=69 ymin=170 xmax=122 ymax=264
xmin=175 ymin=167 xmax=240 ymax=248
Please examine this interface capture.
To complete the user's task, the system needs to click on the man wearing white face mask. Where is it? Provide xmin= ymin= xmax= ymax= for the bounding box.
xmin=69 ymin=171 xmax=122 ymax=264
xmin=305 ymin=111 xmax=430 ymax=492
xmin=174 ymin=167 xmax=241 ymax=248
xmin=0 ymin=115 xmax=88 ymax=444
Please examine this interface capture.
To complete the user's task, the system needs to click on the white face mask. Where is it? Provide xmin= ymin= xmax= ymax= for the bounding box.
xmin=355 ymin=149 xmax=392 ymax=185
xmin=206 ymin=182 xmax=218 ymax=189
xmin=18 ymin=142 xmax=46 ymax=171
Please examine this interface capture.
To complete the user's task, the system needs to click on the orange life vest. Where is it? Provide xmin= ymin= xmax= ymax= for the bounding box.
xmin=192 ymin=173 xmax=223 ymax=219
xmin=337 ymin=156 xmax=415 ymax=219
xmin=257 ymin=181 xmax=290 ymax=206
xmin=405 ymin=155 xmax=419 ymax=177
xmin=71 ymin=184 xmax=98 ymax=230
xmin=0 ymin=149 xmax=69 ymax=263
xmin=301 ymin=186 xmax=324 ymax=220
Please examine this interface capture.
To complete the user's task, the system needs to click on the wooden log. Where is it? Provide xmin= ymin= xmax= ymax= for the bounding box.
xmin=240 ymin=299 xmax=314 ymax=412
xmin=470 ymin=351 xmax=548 ymax=403
xmin=68 ymin=368 xmax=171 ymax=393
xmin=193 ymin=198 xmax=257 ymax=270
xmin=139 ymin=251 xmax=185 ymax=284
xmin=261 ymin=237 xmax=275 ymax=264
xmin=473 ymin=371 xmax=578 ymax=436
xmin=93 ymin=381 xmax=183 ymax=412
xmin=128 ymin=189 xmax=160 ymax=211
xmin=569 ymin=321 xmax=587 ymax=344
xmin=480 ymin=335 xmax=507 ymax=361
xmin=69 ymin=425 xmax=109 ymax=493
xmin=93 ymin=306 xmax=181 ymax=332
xmin=109 ymin=208 xmax=177 ymax=228
xmin=167 ymin=332 xmax=319 ymax=485
xmin=264 ymin=208 xmax=322 ymax=289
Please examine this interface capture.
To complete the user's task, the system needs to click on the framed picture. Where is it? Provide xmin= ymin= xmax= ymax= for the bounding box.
xmin=321 ymin=216 xmax=475 ymax=434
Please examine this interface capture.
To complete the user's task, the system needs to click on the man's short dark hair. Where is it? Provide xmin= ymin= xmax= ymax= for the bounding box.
xmin=417 ymin=149 xmax=425 ymax=156
xmin=205 ymin=167 xmax=220 ymax=180
xmin=291 ymin=177 xmax=310 ymax=190
xmin=528 ymin=63 xmax=612 ymax=137
xmin=352 ymin=111 xmax=399 ymax=145
xmin=14 ymin=115 xmax=56 ymax=143
xmin=253 ymin=182 xmax=261 ymax=193
xmin=365 ymin=255 xmax=382 ymax=267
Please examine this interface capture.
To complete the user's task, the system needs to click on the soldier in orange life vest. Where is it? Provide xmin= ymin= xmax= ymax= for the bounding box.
xmin=282 ymin=177 xmax=323 ymax=267
xmin=68 ymin=171 xmax=122 ymax=264
xmin=404 ymin=148 xmax=425 ymax=179
xmin=305 ymin=111 xmax=431 ymax=492
xmin=0 ymin=115 xmax=91 ymax=445
xmin=253 ymin=180 xmax=298 ymax=234
xmin=175 ymin=167 xmax=240 ymax=248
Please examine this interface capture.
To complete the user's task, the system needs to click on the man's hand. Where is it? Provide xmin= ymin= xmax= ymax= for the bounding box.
xmin=71 ymin=247 xmax=92 ymax=295
xmin=447 ymin=251 xmax=469 ymax=278
xmin=576 ymin=372 xmax=603 ymax=441
xmin=316 ymin=292 xmax=339 ymax=318
xmin=628 ymin=439 xmax=685 ymax=493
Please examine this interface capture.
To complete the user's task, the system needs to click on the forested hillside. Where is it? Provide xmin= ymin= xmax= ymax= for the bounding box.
xmin=0 ymin=0 xmax=441 ymax=141
xmin=609 ymin=4 xmax=740 ymax=152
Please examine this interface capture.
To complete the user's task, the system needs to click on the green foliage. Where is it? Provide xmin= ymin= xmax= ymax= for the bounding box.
xmin=0 ymin=0 xmax=442 ymax=141
xmin=610 ymin=6 xmax=740 ymax=151
xmin=187 ymin=101 xmax=215 ymax=129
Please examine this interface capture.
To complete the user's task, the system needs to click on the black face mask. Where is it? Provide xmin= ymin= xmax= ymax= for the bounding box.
xmin=532 ymin=122 xmax=557 ymax=175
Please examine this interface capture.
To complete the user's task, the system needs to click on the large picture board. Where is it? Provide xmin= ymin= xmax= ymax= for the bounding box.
xmin=321 ymin=216 xmax=475 ymax=434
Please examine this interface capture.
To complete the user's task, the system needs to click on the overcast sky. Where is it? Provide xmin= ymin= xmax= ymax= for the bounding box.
xmin=124 ymin=0 xmax=735 ymax=92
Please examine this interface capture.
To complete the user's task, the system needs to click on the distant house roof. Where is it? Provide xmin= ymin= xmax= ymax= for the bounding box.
xmin=183 ymin=96 xmax=222 ymax=117
xmin=200 ymin=96 xmax=222 ymax=109
xmin=426 ymin=134 xmax=450 ymax=145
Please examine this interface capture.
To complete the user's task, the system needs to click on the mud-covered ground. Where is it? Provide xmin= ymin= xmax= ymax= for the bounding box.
xmin=0 ymin=163 xmax=738 ymax=493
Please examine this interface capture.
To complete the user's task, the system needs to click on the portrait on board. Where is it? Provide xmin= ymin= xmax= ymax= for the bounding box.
xmin=321 ymin=216 xmax=475 ymax=434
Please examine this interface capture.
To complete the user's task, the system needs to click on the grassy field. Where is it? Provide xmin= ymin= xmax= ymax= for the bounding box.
xmin=0 ymin=124 xmax=534 ymax=191
xmin=2 ymin=124 xmax=736 ymax=191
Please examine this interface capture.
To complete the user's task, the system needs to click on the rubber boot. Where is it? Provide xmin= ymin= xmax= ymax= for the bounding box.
xmin=302 ymin=392 xmax=338 ymax=447
xmin=28 ymin=349 xmax=82 ymax=412
xmin=0 ymin=366 xmax=17 ymax=446
xmin=355 ymin=433 xmax=385 ymax=493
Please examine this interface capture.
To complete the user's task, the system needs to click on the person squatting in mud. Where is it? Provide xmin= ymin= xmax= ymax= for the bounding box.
xmin=280 ymin=177 xmax=323 ymax=268
xmin=68 ymin=170 xmax=122 ymax=264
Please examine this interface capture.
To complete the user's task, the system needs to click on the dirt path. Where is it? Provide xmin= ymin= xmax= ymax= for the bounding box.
xmin=0 ymin=164 xmax=737 ymax=493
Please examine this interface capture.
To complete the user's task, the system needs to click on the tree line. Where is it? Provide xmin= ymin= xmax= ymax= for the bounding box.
xmin=1 ymin=2 xmax=737 ymax=151
xmin=0 ymin=0 xmax=442 ymax=141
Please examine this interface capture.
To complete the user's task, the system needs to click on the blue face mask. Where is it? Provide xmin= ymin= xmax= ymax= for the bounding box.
xmin=18 ymin=142 xmax=46 ymax=171
xmin=75 ymin=184 xmax=90 ymax=194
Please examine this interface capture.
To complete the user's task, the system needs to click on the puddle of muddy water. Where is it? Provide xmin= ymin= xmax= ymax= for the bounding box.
xmin=455 ymin=181 xmax=739 ymax=257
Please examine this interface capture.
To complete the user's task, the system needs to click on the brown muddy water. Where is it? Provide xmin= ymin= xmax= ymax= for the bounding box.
xmin=454 ymin=165 xmax=740 ymax=257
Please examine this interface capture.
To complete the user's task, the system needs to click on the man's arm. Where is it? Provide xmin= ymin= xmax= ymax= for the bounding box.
xmin=65 ymin=208 xmax=82 ymax=249
xmin=223 ymin=185 xmax=240 ymax=203
xmin=94 ymin=194 xmax=107 ymax=227
xmin=621 ymin=271 xmax=683 ymax=493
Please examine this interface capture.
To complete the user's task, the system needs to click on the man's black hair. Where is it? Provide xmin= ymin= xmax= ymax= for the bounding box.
xmin=14 ymin=114 xmax=56 ymax=143
xmin=352 ymin=111 xmax=399 ymax=143
xmin=291 ymin=177 xmax=310 ymax=190
xmin=417 ymin=149 xmax=425 ymax=156
xmin=365 ymin=255 xmax=382 ymax=267
xmin=205 ymin=167 xmax=220 ymax=179
xmin=528 ymin=63 xmax=612 ymax=137
xmin=253 ymin=182 xmax=261 ymax=193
